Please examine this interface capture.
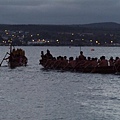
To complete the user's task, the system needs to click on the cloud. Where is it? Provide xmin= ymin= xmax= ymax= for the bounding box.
xmin=0 ymin=0 xmax=120 ymax=24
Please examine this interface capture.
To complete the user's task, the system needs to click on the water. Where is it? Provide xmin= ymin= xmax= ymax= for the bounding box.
xmin=0 ymin=46 xmax=120 ymax=120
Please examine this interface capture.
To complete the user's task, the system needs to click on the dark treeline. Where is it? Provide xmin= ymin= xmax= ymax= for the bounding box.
xmin=0 ymin=22 xmax=120 ymax=33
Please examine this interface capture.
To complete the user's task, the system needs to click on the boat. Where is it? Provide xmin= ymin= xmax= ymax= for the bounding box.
xmin=39 ymin=53 xmax=120 ymax=74
xmin=1 ymin=46 xmax=28 ymax=68
xmin=9 ymin=47 xmax=28 ymax=69
xmin=40 ymin=61 xmax=120 ymax=74
xmin=8 ymin=55 xmax=28 ymax=69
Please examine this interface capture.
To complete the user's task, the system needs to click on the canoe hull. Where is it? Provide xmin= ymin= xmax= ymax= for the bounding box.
xmin=40 ymin=63 xmax=120 ymax=74
xmin=8 ymin=61 xmax=27 ymax=69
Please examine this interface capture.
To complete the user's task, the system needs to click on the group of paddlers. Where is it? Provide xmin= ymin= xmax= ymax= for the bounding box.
xmin=4 ymin=48 xmax=28 ymax=66
xmin=39 ymin=49 xmax=120 ymax=71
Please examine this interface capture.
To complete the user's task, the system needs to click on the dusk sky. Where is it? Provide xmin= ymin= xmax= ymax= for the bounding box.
xmin=0 ymin=0 xmax=120 ymax=25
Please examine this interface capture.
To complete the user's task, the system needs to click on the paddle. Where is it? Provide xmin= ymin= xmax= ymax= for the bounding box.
xmin=0 ymin=52 xmax=9 ymax=66
xmin=114 ymin=65 xmax=119 ymax=73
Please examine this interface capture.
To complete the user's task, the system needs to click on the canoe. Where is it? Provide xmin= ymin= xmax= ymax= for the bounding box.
xmin=2 ymin=46 xmax=28 ymax=69
xmin=8 ymin=59 xmax=27 ymax=69
xmin=40 ymin=60 xmax=120 ymax=74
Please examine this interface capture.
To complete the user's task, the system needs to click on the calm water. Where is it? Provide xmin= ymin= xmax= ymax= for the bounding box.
xmin=0 ymin=46 xmax=120 ymax=120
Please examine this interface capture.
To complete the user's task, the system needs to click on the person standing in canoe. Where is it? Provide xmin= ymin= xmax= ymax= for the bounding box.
xmin=44 ymin=49 xmax=53 ymax=59
xmin=79 ymin=51 xmax=86 ymax=60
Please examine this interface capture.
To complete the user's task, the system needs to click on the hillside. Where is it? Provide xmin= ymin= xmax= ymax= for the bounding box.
xmin=79 ymin=22 xmax=120 ymax=29
xmin=0 ymin=22 xmax=120 ymax=33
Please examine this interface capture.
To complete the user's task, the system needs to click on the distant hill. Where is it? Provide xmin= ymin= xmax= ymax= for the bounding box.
xmin=79 ymin=22 xmax=120 ymax=29
xmin=0 ymin=22 xmax=120 ymax=33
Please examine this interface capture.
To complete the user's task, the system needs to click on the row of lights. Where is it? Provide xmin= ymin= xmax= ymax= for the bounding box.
xmin=31 ymin=39 xmax=114 ymax=44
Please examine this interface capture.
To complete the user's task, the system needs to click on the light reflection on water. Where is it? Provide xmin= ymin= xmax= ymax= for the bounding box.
xmin=0 ymin=46 xmax=120 ymax=120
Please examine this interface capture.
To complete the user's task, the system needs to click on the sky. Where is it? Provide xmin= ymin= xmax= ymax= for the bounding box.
xmin=0 ymin=0 xmax=120 ymax=25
